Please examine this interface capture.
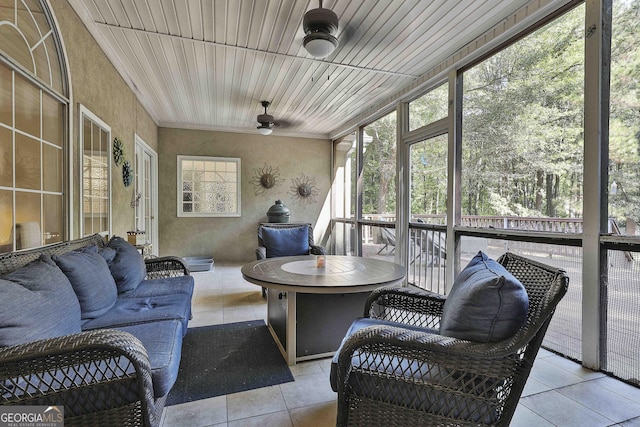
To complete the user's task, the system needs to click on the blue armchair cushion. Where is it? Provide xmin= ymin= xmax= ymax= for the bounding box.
xmin=53 ymin=245 xmax=118 ymax=320
xmin=107 ymin=236 xmax=147 ymax=293
xmin=440 ymin=251 xmax=528 ymax=343
xmin=330 ymin=317 xmax=439 ymax=392
xmin=0 ymin=255 xmax=81 ymax=347
xmin=261 ymin=226 xmax=310 ymax=258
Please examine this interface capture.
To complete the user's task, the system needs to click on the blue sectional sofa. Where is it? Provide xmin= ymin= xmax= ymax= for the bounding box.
xmin=0 ymin=234 xmax=194 ymax=427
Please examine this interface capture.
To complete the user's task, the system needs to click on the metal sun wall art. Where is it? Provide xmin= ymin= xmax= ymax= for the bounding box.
xmin=289 ymin=173 xmax=319 ymax=204
xmin=250 ymin=164 xmax=283 ymax=195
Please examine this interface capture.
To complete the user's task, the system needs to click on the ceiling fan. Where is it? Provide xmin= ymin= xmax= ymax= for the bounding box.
xmin=303 ymin=0 xmax=339 ymax=58
xmin=256 ymin=101 xmax=275 ymax=135
xmin=256 ymin=101 xmax=297 ymax=135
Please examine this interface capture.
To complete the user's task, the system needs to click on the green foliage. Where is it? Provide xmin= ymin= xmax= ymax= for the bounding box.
xmin=609 ymin=0 xmax=640 ymax=224
xmin=362 ymin=112 xmax=397 ymax=215
xmin=461 ymin=5 xmax=585 ymax=218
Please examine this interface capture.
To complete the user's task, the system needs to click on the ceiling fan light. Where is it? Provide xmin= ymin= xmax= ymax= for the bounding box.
xmin=257 ymin=125 xmax=272 ymax=135
xmin=303 ymin=2 xmax=339 ymax=58
xmin=303 ymin=33 xmax=338 ymax=58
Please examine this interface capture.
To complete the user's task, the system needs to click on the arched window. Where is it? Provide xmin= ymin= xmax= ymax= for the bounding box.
xmin=0 ymin=0 xmax=68 ymax=252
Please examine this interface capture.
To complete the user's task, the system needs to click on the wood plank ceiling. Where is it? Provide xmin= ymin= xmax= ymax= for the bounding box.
xmin=68 ymin=0 xmax=531 ymax=139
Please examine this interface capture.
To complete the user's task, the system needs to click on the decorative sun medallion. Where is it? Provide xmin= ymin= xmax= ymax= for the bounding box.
xmin=289 ymin=174 xmax=319 ymax=204
xmin=250 ymin=164 xmax=283 ymax=195
xmin=113 ymin=137 xmax=124 ymax=166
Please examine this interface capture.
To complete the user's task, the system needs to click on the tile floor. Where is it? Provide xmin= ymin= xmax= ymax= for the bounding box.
xmin=160 ymin=263 xmax=640 ymax=427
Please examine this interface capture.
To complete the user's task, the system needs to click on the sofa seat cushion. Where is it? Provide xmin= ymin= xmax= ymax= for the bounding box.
xmin=80 ymin=293 xmax=192 ymax=334
xmin=0 ymin=256 xmax=81 ymax=347
xmin=52 ymin=245 xmax=118 ymax=320
xmin=439 ymin=251 xmax=529 ymax=343
xmin=261 ymin=226 xmax=310 ymax=258
xmin=107 ymin=236 xmax=147 ymax=293
xmin=330 ymin=317 xmax=438 ymax=392
xmin=121 ymin=275 xmax=195 ymax=299
xmin=116 ymin=320 xmax=184 ymax=398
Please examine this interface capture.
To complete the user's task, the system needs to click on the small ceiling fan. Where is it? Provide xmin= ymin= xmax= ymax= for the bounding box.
xmin=256 ymin=101 xmax=275 ymax=135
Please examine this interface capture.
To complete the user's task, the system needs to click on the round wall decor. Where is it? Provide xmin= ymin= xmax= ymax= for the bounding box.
xmin=113 ymin=137 xmax=124 ymax=166
xmin=122 ymin=160 xmax=133 ymax=187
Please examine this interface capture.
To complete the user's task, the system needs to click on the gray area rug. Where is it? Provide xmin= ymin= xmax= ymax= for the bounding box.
xmin=166 ymin=319 xmax=294 ymax=406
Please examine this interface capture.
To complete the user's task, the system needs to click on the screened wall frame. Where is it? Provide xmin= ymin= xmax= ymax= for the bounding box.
xmin=328 ymin=0 xmax=635 ymax=378
xmin=177 ymin=155 xmax=241 ymax=218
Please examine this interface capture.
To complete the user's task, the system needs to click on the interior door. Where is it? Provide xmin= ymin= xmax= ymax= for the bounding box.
xmin=135 ymin=136 xmax=158 ymax=256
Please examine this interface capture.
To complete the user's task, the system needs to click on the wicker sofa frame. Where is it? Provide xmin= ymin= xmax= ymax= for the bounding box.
xmin=333 ymin=252 xmax=569 ymax=427
xmin=0 ymin=234 xmax=190 ymax=427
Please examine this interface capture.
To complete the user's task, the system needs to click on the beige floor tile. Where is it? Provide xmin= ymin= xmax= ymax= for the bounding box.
xmin=227 ymin=386 xmax=287 ymax=421
xmin=280 ymin=372 xmax=335 ymax=410
xmin=227 ymin=410 xmax=293 ymax=427
xmin=289 ymin=401 xmax=337 ymax=427
xmin=162 ymin=396 xmax=227 ymax=427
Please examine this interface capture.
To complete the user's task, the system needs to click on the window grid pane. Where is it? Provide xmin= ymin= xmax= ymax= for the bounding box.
xmin=178 ymin=156 xmax=240 ymax=217
xmin=0 ymin=0 xmax=66 ymax=252
xmin=362 ymin=111 xmax=396 ymax=219
xmin=82 ymin=112 xmax=109 ymax=236
xmin=409 ymin=83 xmax=448 ymax=132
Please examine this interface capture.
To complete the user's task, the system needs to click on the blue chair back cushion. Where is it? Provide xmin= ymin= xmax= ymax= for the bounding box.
xmin=53 ymin=245 xmax=118 ymax=320
xmin=0 ymin=255 xmax=82 ymax=347
xmin=439 ymin=251 xmax=529 ymax=343
xmin=107 ymin=236 xmax=147 ymax=292
xmin=261 ymin=226 xmax=310 ymax=258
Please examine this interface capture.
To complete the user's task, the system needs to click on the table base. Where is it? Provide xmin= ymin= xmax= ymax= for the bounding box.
xmin=267 ymin=288 xmax=371 ymax=365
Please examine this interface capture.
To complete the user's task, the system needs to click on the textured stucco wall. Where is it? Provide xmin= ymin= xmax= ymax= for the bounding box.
xmin=51 ymin=1 xmax=158 ymax=238
xmin=158 ymin=128 xmax=332 ymax=262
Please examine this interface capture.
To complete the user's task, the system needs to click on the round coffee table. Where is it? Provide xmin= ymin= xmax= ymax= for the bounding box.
xmin=242 ymin=255 xmax=405 ymax=365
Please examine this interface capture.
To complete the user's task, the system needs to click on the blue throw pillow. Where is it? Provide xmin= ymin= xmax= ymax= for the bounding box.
xmin=262 ymin=226 xmax=310 ymax=258
xmin=439 ymin=251 xmax=529 ymax=343
xmin=53 ymin=245 xmax=118 ymax=320
xmin=0 ymin=255 xmax=82 ymax=347
xmin=107 ymin=236 xmax=147 ymax=292
xmin=98 ymin=246 xmax=117 ymax=264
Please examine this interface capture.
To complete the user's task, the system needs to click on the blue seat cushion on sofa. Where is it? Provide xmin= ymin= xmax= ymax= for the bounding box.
xmin=0 ymin=256 xmax=81 ymax=347
xmin=80 ymin=293 xmax=192 ymax=335
xmin=330 ymin=317 xmax=438 ymax=392
xmin=121 ymin=275 xmax=195 ymax=299
xmin=116 ymin=319 xmax=183 ymax=398
xmin=52 ymin=245 xmax=118 ymax=320
xmin=440 ymin=251 xmax=529 ymax=343
xmin=107 ymin=236 xmax=147 ymax=293
xmin=261 ymin=226 xmax=310 ymax=258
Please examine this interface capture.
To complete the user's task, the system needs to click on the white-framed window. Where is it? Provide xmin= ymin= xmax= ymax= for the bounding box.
xmin=0 ymin=0 xmax=68 ymax=252
xmin=79 ymin=105 xmax=111 ymax=236
xmin=177 ymin=155 xmax=241 ymax=217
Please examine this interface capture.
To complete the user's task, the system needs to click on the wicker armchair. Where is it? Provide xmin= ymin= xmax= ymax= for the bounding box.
xmin=331 ymin=252 xmax=569 ymax=427
xmin=0 ymin=234 xmax=191 ymax=427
